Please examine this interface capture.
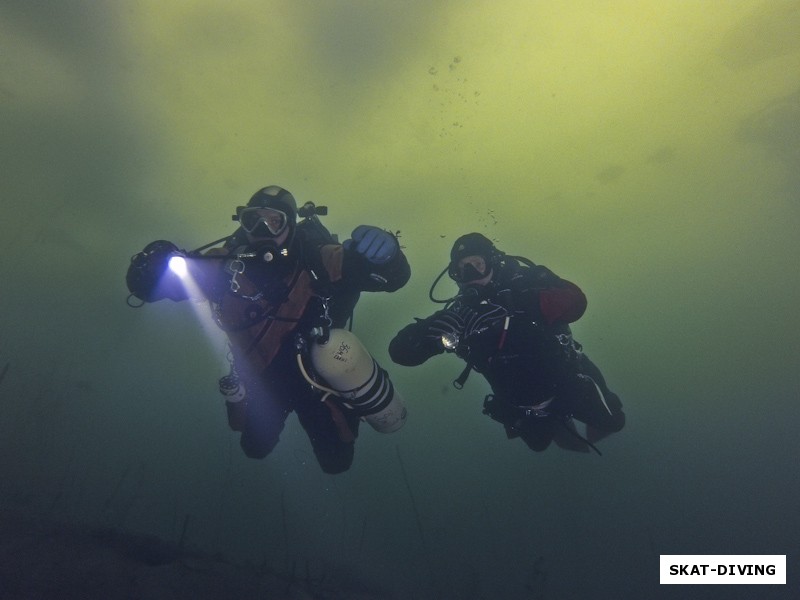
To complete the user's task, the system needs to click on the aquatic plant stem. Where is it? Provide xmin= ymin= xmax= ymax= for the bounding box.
xmin=395 ymin=445 xmax=427 ymax=553
xmin=281 ymin=489 xmax=290 ymax=574
xmin=395 ymin=445 xmax=439 ymax=596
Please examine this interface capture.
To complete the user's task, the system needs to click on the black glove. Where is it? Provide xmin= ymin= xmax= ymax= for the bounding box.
xmin=424 ymin=309 xmax=465 ymax=350
xmin=126 ymin=240 xmax=188 ymax=303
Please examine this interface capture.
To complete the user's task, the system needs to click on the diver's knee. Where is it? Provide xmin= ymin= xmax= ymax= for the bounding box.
xmin=520 ymin=429 xmax=553 ymax=452
xmin=595 ymin=410 xmax=625 ymax=433
xmin=240 ymin=435 xmax=279 ymax=459
xmin=611 ymin=411 xmax=626 ymax=432
xmin=315 ymin=445 xmax=354 ymax=474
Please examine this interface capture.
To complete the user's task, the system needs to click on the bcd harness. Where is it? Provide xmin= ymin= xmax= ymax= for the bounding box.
xmin=212 ymin=243 xmax=359 ymax=444
xmin=212 ymin=243 xmax=344 ymax=372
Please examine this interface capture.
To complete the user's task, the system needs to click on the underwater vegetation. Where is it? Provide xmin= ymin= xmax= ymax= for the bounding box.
xmin=0 ymin=506 xmax=397 ymax=600
xmin=0 ymin=356 xmax=550 ymax=599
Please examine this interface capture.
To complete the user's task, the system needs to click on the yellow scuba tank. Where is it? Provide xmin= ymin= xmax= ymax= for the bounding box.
xmin=309 ymin=328 xmax=407 ymax=433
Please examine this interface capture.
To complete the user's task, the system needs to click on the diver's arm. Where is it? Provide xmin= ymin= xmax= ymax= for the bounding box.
xmin=348 ymin=248 xmax=411 ymax=292
xmin=515 ymin=267 xmax=587 ymax=325
xmin=126 ymin=240 xmax=191 ymax=303
xmin=388 ymin=306 xmax=467 ymax=366
xmin=389 ymin=318 xmax=445 ymax=366
xmin=341 ymin=226 xmax=411 ymax=292
xmin=126 ymin=240 xmax=233 ymax=304
xmin=538 ymin=279 xmax=586 ymax=324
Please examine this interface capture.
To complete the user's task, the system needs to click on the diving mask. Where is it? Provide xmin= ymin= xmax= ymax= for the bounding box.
xmin=449 ymin=255 xmax=489 ymax=284
xmin=236 ymin=207 xmax=288 ymax=238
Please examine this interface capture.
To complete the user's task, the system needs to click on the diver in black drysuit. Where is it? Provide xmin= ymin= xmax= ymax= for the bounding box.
xmin=389 ymin=233 xmax=624 ymax=453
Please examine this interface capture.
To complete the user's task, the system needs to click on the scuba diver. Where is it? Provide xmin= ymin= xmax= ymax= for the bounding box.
xmin=389 ymin=233 xmax=624 ymax=454
xmin=126 ymin=186 xmax=410 ymax=474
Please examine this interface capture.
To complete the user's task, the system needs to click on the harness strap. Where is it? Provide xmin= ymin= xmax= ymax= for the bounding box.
xmin=453 ymin=362 xmax=473 ymax=389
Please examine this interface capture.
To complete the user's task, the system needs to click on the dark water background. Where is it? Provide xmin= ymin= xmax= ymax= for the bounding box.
xmin=1 ymin=2 xmax=798 ymax=598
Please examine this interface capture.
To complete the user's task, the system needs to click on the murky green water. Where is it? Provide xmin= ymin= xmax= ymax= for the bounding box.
xmin=1 ymin=2 xmax=798 ymax=598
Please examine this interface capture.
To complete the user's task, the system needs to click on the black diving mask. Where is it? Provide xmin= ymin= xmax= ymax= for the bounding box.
xmin=448 ymin=256 xmax=490 ymax=284
xmin=236 ymin=207 xmax=288 ymax=238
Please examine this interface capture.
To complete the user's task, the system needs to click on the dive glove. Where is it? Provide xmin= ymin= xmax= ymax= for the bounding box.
xmin=343 ymin=225 xmax=398 ymax=264
xmin=425 ymin=309 xmax=465 ymax=350
xmin=126 ymin=240 xmax=188 ymax=303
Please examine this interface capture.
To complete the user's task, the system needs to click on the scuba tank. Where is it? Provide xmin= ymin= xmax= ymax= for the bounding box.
xmin=307 ymin=328 xmax=407 ymax=433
